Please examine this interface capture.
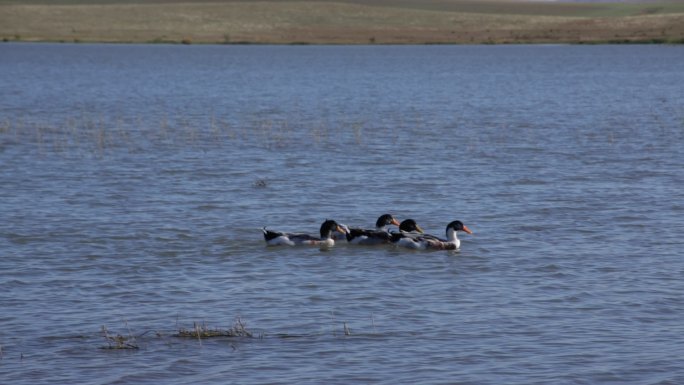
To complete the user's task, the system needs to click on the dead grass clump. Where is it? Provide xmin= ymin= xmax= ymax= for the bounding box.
xmin=175 ymin=317 xmax=253 ymax=339
xmin=101 ymin=325 xmax=139 ymax=350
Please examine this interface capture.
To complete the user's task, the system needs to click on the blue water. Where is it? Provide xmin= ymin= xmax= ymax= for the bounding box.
xmin=1 ymin=43 xmax=684 ymax=384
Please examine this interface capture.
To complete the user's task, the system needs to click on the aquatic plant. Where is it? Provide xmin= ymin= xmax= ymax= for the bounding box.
xmin=0 ymin=108 xmax=456 ymax=157
xmin=101 ymin=325 xmax=139 ymax=350
xmin=253 ymin=179 xmax=268 ymax=188
xmin=175 ymin=317 xmax=253 ymax=339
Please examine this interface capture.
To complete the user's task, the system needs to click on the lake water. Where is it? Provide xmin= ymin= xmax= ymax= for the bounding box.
xmin=1 ymin=43 xmax=684 ymax=384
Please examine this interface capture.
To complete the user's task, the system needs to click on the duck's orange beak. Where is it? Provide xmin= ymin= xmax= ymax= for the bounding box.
xmin=415 ymin=225 xmax=424 ymax=233
xmin=462 ymin=225 xmax=473 ymax=235
xmin=336 ymin=225 xmax=348 ymax=234
xmin=391 ymin=218 xmax=401 ymax=226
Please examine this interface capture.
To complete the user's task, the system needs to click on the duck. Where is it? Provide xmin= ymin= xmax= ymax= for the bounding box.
xmin=389 ymin=219 xmax=425 ymax=247
xmin=262 ymin=219 xmax=348 ymax=247
xmin=345 ymin=214 xmax=401 ymax=245
xmin=394 ymin=220 xmax=473 ymax=250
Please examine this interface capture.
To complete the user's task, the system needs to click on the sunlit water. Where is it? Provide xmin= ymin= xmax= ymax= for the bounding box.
xmin=1 ymin=43 xmax=684 ymax=384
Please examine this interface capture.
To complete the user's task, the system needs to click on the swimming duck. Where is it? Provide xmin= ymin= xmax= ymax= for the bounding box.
xmin=389 ymin=219 xmax=425 ymax=247
xmin=346 ymin=214 xmax=401 ymax=245
xmin=394 ymin=220 xmax=473 ymax=250
xmin=262 ymin=219 xmax=348 ymax=247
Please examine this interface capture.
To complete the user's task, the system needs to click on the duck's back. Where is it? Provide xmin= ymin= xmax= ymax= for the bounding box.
xmin=347 ymin=228 xmax=391 ymax=244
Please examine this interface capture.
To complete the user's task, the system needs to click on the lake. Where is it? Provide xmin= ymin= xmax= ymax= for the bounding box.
xmin=1 ymin=43 xmax=684 ymax=384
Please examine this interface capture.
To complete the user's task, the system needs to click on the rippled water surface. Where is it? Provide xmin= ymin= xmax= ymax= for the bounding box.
xmin=1 ymin=43 xmax=684 ymax=384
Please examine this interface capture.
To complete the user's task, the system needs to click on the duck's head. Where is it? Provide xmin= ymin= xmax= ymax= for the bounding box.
xmin=321 ymin=219 xmax=348 ymax=238
xmin=446 ymin=220 xmax=473 ymax=235
xmin=399 ymin=219 xmax=424 ymax=233
xmin=376 ymin=214 xmax=401 ymax=228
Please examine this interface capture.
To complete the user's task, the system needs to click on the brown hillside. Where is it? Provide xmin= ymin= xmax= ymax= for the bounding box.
xmin=1 ymin=1 xmax=683 ymax=44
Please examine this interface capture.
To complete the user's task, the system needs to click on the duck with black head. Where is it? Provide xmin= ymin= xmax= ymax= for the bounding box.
xmin=345 ymin=214 xmax=401 ymax=245
xmin=393 ymin=220 xmax=473 ymax=250
xmin=262 ymin=219 xmax=348 ymax=247
xmin=389 ymin=219 xmax=425 ymax=247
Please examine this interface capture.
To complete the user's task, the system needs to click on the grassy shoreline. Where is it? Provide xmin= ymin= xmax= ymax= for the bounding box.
xmin=1 ymin=0 xmax=684 ymax=45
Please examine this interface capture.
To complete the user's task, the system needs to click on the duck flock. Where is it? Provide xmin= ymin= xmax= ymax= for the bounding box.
xmin=263 ymin=214 xmax=473 ymax=250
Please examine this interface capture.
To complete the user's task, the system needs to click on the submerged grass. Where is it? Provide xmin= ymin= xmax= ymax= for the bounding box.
xmin=4 ymin=109 xmax=682 ymax=161
xmin=0 ymin=113 xmax=407 ymax=156
xmin=94 ymin=314 xmax=377 ymax=351
xmin=101 ymin=324 xmax=139 ymax=350
xmin=97 ymin=317 xmax=255 ymax=350
xmin=0 ymin=312 xmax=414 ymax=357
xmin=175 ymin=317 xmax=253 ymax=339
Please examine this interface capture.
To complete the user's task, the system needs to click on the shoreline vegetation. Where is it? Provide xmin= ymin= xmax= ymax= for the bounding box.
xmin=1 ymin=0 xmax=684 ymax=45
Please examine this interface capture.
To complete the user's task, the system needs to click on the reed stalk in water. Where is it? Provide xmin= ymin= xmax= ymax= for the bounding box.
xmin=175 ymin=317 xmax=253 ymax=339
xmin=101 ymin=325 xmax=139 ymax=349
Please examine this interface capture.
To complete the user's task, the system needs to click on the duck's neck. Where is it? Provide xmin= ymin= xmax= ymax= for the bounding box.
xmin=317 ymin=231 xmax=335 ymax=248
xmin=446 ymin=229 xmax=460 ymax=244
xmin=377 ymin=225 xmax=389 ymax=232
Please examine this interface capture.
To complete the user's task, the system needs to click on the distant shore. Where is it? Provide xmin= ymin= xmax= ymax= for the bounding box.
xmin=1 ymin=0 xmax=683 ymax=45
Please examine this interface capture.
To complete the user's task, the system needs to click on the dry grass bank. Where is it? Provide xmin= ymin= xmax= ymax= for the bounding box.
xmin=1 ymin=0 xmax=683 ymax=44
